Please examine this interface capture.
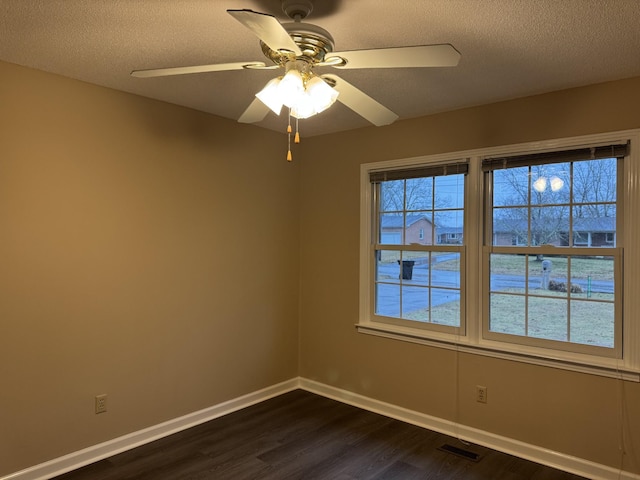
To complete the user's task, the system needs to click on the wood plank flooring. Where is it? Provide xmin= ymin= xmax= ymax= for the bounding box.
xmin=53 ymin=389 xmax=588 ymax=480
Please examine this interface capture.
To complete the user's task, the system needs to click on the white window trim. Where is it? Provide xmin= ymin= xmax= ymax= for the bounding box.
xmin=358 ymin=129 xmax=640 ymax=382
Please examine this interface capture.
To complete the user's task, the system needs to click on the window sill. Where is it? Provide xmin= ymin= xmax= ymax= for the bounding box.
xmin=356 ymin=322 xmax=640 ymax=382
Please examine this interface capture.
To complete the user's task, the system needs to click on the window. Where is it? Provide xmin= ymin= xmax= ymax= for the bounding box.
xmin=370 ymin=162 xmax=467 ymax=333
xmin=573 ymin=232 xmax=590 ymax=246
xmin=359 ymin=131 xmax=640 ymax=380
xmin=483 ymin=148 xmax=624 ymax=357
xmin=511 ymin=234 xmax=527 ymax=246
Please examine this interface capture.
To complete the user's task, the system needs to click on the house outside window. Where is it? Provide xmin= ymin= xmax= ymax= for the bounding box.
xmin=511 ymin=233 xmax=527 ymax=246
xmin=359 ymin=130 xmax=640 ymax=380
xmin=437 ymin=228 xmax=463 ymax=244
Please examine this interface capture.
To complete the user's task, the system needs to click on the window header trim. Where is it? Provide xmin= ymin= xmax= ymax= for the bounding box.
xmin=369 ymin=161 xmax=468 ymax=183
xmin=482 ymin=142 xmax=629 ymax=172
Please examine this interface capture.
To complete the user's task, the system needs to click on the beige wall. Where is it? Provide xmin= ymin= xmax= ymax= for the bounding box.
xmin=0 ymin=61 xmax=300 ymax=475
xmin=299 ymin=77 xmax=640 ymax=473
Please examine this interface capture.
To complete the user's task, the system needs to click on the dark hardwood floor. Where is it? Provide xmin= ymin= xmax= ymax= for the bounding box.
xmin=54 ymin=389 xmax=588 ymax=479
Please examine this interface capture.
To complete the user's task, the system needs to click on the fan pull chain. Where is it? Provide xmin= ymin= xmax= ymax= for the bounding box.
xmin=294 ymin=117 xmax=300 ymax=144
xmin=287 ymin=109 xmax=292 ymax=162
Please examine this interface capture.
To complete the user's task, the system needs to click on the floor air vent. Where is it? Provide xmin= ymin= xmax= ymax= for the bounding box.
xmin=437 ymin=443 xmax=482 ymax=462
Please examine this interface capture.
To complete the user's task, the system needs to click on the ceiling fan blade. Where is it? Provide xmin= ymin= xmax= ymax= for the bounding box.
xmin=238 ymin=97 xmax=270 ymax=124
xmin=227 ymin=9 xmax=302 ymax=56
xmin=326 ymin=44 xmax=461 ymax=69
xmin=131 ymin=61 xmax=269 ymax=78
xmin=323 ymin=74 xmax=398 ymax=126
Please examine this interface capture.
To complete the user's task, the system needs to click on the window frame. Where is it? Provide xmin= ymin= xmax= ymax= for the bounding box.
xmin=358 ymin=130 xmax=640 ymax=381
xmin=482 ymin=154 xmax=623 ymax=358
xmin=371 ymin=166 xmax=467 ymax=334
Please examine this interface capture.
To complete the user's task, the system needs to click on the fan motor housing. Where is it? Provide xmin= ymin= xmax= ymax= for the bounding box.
xmin=282 ymin=0 xmax=314 ymax=20
xmin=261 ymin=22 xmax=335 ymax=65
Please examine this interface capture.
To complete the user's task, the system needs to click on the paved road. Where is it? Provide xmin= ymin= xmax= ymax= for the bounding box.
xmin=376 ymin=262 xmax=613 ymax=317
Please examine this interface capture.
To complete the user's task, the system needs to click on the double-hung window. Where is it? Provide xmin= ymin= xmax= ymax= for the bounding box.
xmin=367 ymin=161 xmax=468 ymax=335
xmin=483 ymin=143 xmax=627 ymax=358
xmin=359 ymin=131 xmax=640 ymax=379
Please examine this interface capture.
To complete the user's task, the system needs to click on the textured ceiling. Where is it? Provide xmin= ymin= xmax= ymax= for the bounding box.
xmin=2 ymin=0 xmax=640 ymax=137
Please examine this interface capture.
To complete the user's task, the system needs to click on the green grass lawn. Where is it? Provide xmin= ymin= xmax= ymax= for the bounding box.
xmin=487 ymin=290 xmax=614 ymax=347
xmin=406 ymin=291 xmax=614 ymax=348
xmin=489 ymin=254 xmax=614 ymax=280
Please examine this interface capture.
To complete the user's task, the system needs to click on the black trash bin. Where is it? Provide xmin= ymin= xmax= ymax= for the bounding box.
xmin=398 ymin=260 xmax=415 ymax=280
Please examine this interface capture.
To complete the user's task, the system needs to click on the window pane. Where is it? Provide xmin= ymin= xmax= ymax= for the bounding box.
xmin=431 ymin=288 xmax=460 ymax=327
xmin=493 ymin=167 xmax=529 ymax=207
xmin=401 ymin=285 xmax=429 ymax=320
xmin=376 ymin=250 xmax=400 ymax=282
xmin=569 ymin=255 xmax=614 ymax=299
xmin=375 ymin=283 xmax=400 ymax=317
xmin=432 ymin=253 xmax=460 ymax=289
xmin=572 ymin=158 xmax=617 ymax=204
xmin=530 ymin=163 xmax=570 ymax=204
xmin=490 ymin=253 xmax=527 ymax=293
xmin=405 ymin=177 xmax=433 ymax=210
xmin=489 ymin=293 xmax=526 ymax=335
xmin=435 ymin=174 xmax=465 ymax=209
xmin=572 ymin=207 xmax=616 ymax=247
xmin=380 ymin=180 xmax=404 ymax=212
xmin=569 ymin=300 xmax=614 ymax=348
xmin=435 ymin=210 xmax=463 ymax=245
xmin=375 ymin=249 xmax=401 ymax=318
xmin=403 ymin=213 xmax=433 ymax=246
xmin=493 ymin=208 xmax=528 ymax=246
xmin=532 ymin=255 xmax=568 ymax=297
xmin=379 ymin=214 xmax=403 ymax=244
xmin=531 ymin=206 xmax=569 ymax=245
xmin=406 ymin=256 xmax=428 ymax=287
xmin=528 ymin=296 xmax=568 ymax=342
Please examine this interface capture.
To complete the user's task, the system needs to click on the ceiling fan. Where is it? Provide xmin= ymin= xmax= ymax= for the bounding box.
xmin=131 ymin=0 xmax=460 ymax=124
xmin=131 ymin=1 xmax=460 ymax=158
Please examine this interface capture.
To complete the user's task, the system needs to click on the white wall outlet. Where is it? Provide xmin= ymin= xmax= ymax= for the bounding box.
xmin=95 ymin=394 xmax=107 ymax=414
xmin=476 ymin=385 xmax=488 ymax=403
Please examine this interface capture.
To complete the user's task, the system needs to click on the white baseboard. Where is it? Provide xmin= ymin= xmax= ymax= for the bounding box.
xmin=2 ymin=379 xmax=299 ymax=480
xmin=4 ymin=377 xmax=638 ymax=480
xmin=299 ymin=378 xmax=640 ymax=480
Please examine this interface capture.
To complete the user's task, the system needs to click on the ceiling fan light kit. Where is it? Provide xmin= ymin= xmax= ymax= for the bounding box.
xmin=130 ymin=1 xmax=461 ymax=161
xmin=256 ymin=60 xmax=339 ymax=119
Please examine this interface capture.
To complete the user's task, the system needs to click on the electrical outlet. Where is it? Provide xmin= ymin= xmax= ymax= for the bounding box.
xmin=95 ymin=394 xmax=107 ymax=414
xmin=476 ymin=385 xmax=488 ymax=404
